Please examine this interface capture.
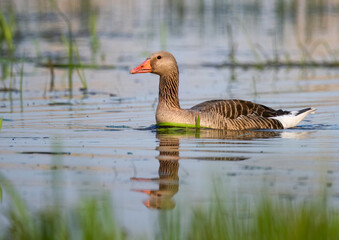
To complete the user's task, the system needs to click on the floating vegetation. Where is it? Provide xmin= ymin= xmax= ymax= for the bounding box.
xmin=0 ymin=117 xmax=3 ymax=131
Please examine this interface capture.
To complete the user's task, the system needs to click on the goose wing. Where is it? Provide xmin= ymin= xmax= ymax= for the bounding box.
xmin=190 ymin=99 xmax=289 ymax=129
xmin=191 ymin=99 xmax=289 ymax=119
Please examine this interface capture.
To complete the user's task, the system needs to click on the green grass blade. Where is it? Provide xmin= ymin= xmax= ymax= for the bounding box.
xmin=89 ymin=11 xmax=100 ymax=62
xmin=195 ymin=115 xmax=200 ymax=128
xmin=0 ymin=13 xmax=15 ymax=52
xmin=52 ymin=0 xmax=73 ymax=98
xmin=20 ymin=59 xmax=24 ymax=112
xmin=74 ymin=43 xmax=88 ymax=90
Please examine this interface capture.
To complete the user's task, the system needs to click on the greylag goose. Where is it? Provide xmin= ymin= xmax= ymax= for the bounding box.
xmin=130 ymin=51 xmax=315 ymax=130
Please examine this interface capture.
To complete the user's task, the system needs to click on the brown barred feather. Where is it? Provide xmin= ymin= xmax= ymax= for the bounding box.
xmin=191 ymin=99 xmax=282 ymax=119
xmin=189 ymin=99 xmax=286 ymax=129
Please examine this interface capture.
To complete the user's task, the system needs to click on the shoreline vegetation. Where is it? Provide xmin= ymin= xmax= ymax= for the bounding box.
xmin=1 ymin=177 xmax=338 ymax=240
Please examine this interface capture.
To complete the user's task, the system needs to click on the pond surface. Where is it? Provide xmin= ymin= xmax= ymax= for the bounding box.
xmin=1 ymin=0 xmax=339 ymax=238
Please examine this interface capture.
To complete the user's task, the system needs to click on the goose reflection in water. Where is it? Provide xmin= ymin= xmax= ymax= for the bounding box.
xmin=131 ymin=128 xmax=307 ymax=209
xmin=131 ymin=134 xmax=179 ymax=209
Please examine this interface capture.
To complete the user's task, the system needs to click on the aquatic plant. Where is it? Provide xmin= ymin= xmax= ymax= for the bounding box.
xmin=0 ymin=12 xmax=15 ymax=53
xmin=218 ymin=13 xmax=339 ymax=70
xmin=61 ymin=37 xmax=88 ymax=91
xmin=74 ymin=43 xmax=88 ymax=91
xmin=89 ymin=10 xmax=100 ymax=63
xmin=0 ymin=175 xmax=126 ymax=240
xmin=50 ymin=0 xmax=74 ymax=98
xmin=252 ymin=76 xmax=258 ymax=97
xmin=184 ymin=194 xmax=339 ymax=240
xmin=0 ymin=117 xmax=3 ymax=131
xmin=0 ymin=12 xmax=16 ymax=92
xmin=1 ymin=63 xmax=9 ymax=88
xmin=1 ymin=174 xmax=339 ymax=240
xmin=60 ymin=32 xmax=89 ymax=93
xmin=32 ymin=38 xmax=42 ymax=60
xmin=226 ymin=24 xmax=236 ymax=64
xmin=19 ymin=59 xmax=24 ymax=112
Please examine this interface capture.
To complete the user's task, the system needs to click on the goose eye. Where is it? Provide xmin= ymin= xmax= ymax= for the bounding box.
xmin=157 ymin=55 xmax=162 ymax=60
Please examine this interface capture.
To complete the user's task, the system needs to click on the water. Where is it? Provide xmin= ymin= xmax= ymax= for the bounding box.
xmin=1 ymin=0 xmax=339 ymax=238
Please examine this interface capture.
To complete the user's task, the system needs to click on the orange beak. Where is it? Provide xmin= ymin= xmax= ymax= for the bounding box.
xmin=130 ymin=58 xmax=152 ymax=74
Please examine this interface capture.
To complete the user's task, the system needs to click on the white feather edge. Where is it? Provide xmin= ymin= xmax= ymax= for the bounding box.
xmin=270 ymin=107 xmax=316 ymax=129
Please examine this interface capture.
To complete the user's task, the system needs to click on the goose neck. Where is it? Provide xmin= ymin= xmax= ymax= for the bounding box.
xmin=158 ymin=72 xmax=180 ymax=109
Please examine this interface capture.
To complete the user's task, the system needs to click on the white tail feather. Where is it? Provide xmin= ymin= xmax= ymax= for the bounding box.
xmin=270 ymin=107 xmax=316 ymax=129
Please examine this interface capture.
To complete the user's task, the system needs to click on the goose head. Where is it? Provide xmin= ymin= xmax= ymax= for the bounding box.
xmin=130 ymin=51 xmax=178 ymax=76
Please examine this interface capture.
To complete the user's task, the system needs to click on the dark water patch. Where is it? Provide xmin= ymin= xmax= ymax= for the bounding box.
xmin=242 ymin=165 xmax=273 ymax=171
xmin=79 ymin=88 xmax=116 ymax=96
xmin=0 ymin=88 xmax=19 ymax=93
xmin=48 ymin=102 xmax=73 ymax=106
xmin=4 ymin=137 xmax=49 ymax=140
xmin=192 ymin=149 xmax=266 ymax=155
xmin=135 ymin=124 xmax=158 ymax=131
xmin=104 ymin=125 xmax=131 ymax=131
xmin=20 ymin=151 xmax=71 ymax=155
xmin=37 ymin=62 xmax=120 ymax=70
xmin=182 ymin=156 xmax=249 ymax=161
xmin=81 ymin=90 xmax=115 ymax=96
xmin=106 ymin=125 xmax=131 ymax=129
xmin=109 ymin=97 xmax=136 ymax=102
xmin=203 ymin=60 xmax=339 ymax=70
xmin=103 ymin=110 xmax=123 ymax=113
xmin=296 ymin=124 xmax=339 ymax=130
xmin=0 ymin=118 xmax=14 ymax=122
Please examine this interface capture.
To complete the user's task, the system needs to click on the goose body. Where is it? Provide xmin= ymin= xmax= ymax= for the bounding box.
xmin=130 ymin=51 xmax=315 ymax=130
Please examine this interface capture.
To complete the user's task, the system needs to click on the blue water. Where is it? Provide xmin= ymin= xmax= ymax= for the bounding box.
xmin=1 ymin=0 xmax=339 ymax=238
